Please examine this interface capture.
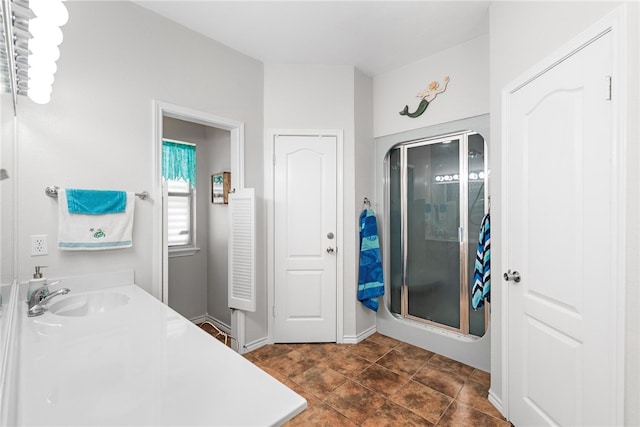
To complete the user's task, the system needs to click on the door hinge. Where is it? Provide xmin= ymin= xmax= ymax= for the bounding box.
xmin=606 ymin=76 xmax=612 ymax=100
xmin=272 ymin=305 xmax=275 ymax=318
xmin=273 ymin=153 xmax=276 ymax=165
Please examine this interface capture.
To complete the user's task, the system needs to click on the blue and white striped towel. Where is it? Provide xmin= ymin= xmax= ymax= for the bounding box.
xmin=471 ymin=213 xmax=491 ymax=310
xmin=358 ymin=209 xmax=384 ymax=311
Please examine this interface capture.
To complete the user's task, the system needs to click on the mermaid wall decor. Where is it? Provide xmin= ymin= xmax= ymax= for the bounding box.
xmin=399 ymin=75 xmax=450 ymax=118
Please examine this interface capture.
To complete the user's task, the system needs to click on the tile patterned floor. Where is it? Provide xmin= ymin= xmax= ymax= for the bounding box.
xmin=241 ymin=333 xmax=510 ymax=426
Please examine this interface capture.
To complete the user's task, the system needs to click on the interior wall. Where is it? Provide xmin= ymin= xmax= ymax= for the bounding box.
xmin=371 ymin=35 xmax=490 ymax=368
xmin=373 ymin=35 xmax=489 ymax=138
xmin=206 ymin=127 xmax=231 ymax=328
xmin=353 ymin=69 xmax=376 ymax=336
xmin=488 ymin=2 xmax=638 ymax=422
xmin=263 ymin=64 xmax=364 ymax=343
xmin=13 ymin=2 xmax=264 ymax=301
xmin=162 ymin=117 xmax=208 ymax=320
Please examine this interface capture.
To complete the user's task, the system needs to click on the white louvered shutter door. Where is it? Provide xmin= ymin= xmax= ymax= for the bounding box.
xmin=228 ymin=188 xmax=256 ymax=312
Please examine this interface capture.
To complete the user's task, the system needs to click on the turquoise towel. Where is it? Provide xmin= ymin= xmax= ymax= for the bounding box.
xmin=66 ymin=189 xmax=127 ymax=215
xmin=358 ymin=209 xmax=384 ymax=311
xmin=471 ymin=213 xmax=491 ymax=310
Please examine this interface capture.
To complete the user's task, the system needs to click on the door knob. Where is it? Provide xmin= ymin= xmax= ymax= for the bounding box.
xmin=503 ymin=270 xmax=521 ymax=283
xmin=326 ymin=247 xmax=335 ymax=254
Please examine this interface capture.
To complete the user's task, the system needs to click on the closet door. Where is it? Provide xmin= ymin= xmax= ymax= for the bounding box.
xmin=505 ymin=30 xmax=619 ymax=426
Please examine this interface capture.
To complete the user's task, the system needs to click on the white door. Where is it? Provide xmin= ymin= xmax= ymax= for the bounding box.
xmin=274 ymin=135 xmax=337 ymax=343
xmin=505 ymin=31 xmax=620 ymax=426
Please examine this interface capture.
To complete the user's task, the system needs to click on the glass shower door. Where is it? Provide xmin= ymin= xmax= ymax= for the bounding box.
xmin=387 ymin=131 xmax=488 ymax=337
xmin=406 ymin=139 xmax=461 ymax=328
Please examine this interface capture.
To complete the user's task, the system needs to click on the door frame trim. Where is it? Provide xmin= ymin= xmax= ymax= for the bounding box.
xmin=151 ymin=100 xmax=246 ymax=346
xmin=500 ymin=6 xmax=626 ymax=423
xmin=265 ymin=129 xmax=344 ymax=343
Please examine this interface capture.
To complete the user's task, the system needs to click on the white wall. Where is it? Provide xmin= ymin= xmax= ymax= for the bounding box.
xmin=263 ymin=64 xmax=375 ymax=343
xmin=489 ymin=2 xmax=639 ymax=423
xmin=353 ymin=69 xmax=377 ymax=336
xmin=206 ymin=127 xmax=231 ymax=328
xmin=14 ymin=2 xmax=263 ymax=303
xmin=372 ymin=35 xmax=490 ymax=370
xmin=163 ymin=118 xmax=209 ymax=321
xmin=373 ymin=35 xmax=489 ymax=138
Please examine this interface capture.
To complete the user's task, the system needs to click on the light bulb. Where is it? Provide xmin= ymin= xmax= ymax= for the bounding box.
xmin=28 ymin=84 xmax=53 ymax=104
xmin=29 ymin=71 xmax=55 ymax=87
xmin=29 ymin=56 xmax=57 ymax=78
xmin=29 ymin=0 xmax=69 ymax=27
xmin=29 ymin=18 xmax=64 ymax=46
xmin=28 ymin=38 xmax=60 ymax=62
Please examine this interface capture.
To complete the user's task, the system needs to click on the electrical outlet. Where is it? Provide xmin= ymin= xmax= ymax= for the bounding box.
xmin=31 ymin=235 xmax=48 ymax=256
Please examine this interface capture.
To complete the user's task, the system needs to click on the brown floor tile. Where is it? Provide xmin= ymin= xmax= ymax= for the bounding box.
xmin=250 ymin=343 xmax=291 ymax=361
xmin=349 ymin=339 xmax=392 ymax=362
xmin=360 ymin=401 xmax=433 ymax=427
xmin=394 ymin=341 xmax=435 ymax=361
xmin=354 ymin=364 xmax=411 ymax=397
xmin=390 ymin=380 xmax=452 ymax=424
xmin=289 ymin=342 xmax=348 ymax=358
xmin=456 ymin=380 xmax=505 ymax=420
xmin=376 ymin=349 xmax=429 ymax=377
xmin=285 ymin=401 xmax=357 ymax=426
xmin=427 ymin=353 xmax=474 ymax=378
xmin=325 ymin=350 xmax=373 ymax=378
xmin=366 ymin=333 xmax=403 ymax=348
xmin=412 ymin=366 xmax=465 ymax=398
xmin=209 ymin=335 xmax=503 ymax=426
xmin=437 ymin=401 xmax=510 ymax=427
xmin=469 ymin=368 xmax=491 ymax=387
xmin=291 ymin=366 xmax=347 ymax=399
xmin=284 ymin=379 xmax=320 ymax=405
xmin=324 ymin=380 xmax=387 ymax=424
xmin=260 ymin=349 xmax=318 ymax=378
xmin=242 ymin=352 xmax=260 ymax=363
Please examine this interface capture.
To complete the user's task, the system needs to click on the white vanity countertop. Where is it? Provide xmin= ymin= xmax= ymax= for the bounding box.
xmin=17 ymin=284 xmax=306 ymax=426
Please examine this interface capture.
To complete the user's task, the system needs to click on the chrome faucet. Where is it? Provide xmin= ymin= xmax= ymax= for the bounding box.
xmin=28 ymin=284 xmax=70 ymax=317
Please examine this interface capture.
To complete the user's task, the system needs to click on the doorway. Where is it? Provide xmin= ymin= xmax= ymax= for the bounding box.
xmin=152 ymin=101 xmax=245 ymax=345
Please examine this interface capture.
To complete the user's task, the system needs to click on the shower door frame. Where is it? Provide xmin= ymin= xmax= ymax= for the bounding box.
xmin=388 ymin=130 xmax=489 ymax=336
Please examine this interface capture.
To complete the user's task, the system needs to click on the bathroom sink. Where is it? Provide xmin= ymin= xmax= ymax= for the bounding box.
xmin=48 ymin=292 xmax=130 ymax=317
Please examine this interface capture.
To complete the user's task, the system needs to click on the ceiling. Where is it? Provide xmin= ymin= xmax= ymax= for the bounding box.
xmin=133 ymin=1 xmax=490 ymax=77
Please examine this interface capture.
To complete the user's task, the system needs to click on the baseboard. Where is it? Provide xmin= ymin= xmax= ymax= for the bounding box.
xmin=343 ymin=325 xmax=376 ymax=344
xmin=488 ymin=388 xmax=506 ymax=419
xmin=244 ymin=336 xmax=269 ymax=354
xmin=189 ymin=314 xmax=231 ymax=335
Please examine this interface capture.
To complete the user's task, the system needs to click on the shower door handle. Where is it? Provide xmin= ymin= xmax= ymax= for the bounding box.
xmin=503 ymin=270 xmax=521 ymax=283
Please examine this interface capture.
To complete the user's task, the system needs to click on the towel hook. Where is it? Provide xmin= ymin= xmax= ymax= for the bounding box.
xmin=363 ymin=197 xmax=371 ymax=209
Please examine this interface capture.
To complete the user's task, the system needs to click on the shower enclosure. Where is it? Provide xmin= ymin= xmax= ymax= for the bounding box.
xmin=387 ymin=131 xmax=488 ymax=337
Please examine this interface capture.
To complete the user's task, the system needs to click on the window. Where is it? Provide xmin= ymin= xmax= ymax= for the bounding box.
xmin=166 ymin=179 xmax=193 ymax=247
xmin=162 ymin=140 xmax=197 ymax=254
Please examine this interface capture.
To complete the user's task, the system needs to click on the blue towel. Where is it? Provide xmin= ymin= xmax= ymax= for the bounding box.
xmin=471 ymin=213 xmax=491 ymax=310
xmin=358 ymin=209 xmax=384 ymax=311
xmin=66 ymin=189 xmax=127 ymax=215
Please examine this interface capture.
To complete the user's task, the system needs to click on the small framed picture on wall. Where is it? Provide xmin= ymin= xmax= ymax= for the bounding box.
xmin=211 ymin=172 xmax=231 ymax=204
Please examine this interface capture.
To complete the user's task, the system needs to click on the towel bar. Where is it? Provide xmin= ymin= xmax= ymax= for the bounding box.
xmin=45 ymin=186 xmax=149 ymax=200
